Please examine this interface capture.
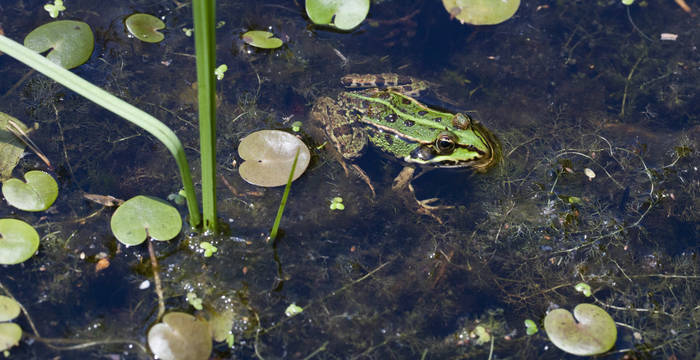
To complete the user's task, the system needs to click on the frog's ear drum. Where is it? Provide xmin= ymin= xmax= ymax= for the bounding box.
xmin=452 ymin=113 xmax=473 ymax=129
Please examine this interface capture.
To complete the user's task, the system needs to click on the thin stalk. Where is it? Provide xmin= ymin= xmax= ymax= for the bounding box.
xmin=0 ymin=35 xmax=201 ymax=228
xmin=192 ymin=0 xmax=218 ymax=232
xmin=269 ymin=149 xmax=300 ymax=240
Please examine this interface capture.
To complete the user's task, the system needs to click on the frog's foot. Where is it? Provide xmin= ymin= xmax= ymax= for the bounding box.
xmin=350 ymin=164 xmax=376 ymax=198
xmin=392 ymin=167 xmax=450 ymax=224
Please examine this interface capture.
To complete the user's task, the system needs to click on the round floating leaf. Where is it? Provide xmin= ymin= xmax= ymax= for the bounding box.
xmin=110 ymin=195 xmax=182 ymax=246
xmin=442 ymin=0 xmax=520 ymax=25
xmin=23 ymin=20 xmax=94 ymax=69
xmin=125 ymin=13 xmax=165 ymax=43
xmin=148 ymin=312 xmax=212 ymax=360
xmin=238 ymin=130 xmax=310 ymax=187
xmin=544 ymin=303 xmax=617 ymax=356
xmin=0 ymin=323 xmax=22 ymax=352
xmin=305 ymin=0 xmax=370 ymax=30
xmin=0 ymin=219 xmax=40 ymax=265
xmin=241 ymin=31 xmax=283 ymax=49
xmin=2 ymin=170 xmax=58 ymax=212
xmin=0 ymin=296 xmax=21 ymax=322
xmin=0 ymin=112 xmax=29 ymax=181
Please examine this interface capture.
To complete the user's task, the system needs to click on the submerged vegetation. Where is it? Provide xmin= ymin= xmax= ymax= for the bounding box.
xmin=0 ymin=0 xmax=697 ymax=359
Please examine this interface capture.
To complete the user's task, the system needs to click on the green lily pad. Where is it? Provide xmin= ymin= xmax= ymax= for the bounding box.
xmin=0 ymin=112 xmax=29 ymax=181
xmin=0 ymin=219 xmax=40 ymax=265
xmin=147 ymin=312 xmax=212 ymax=360
xmin=0 ymin=323 xmax=22 ymax=352
xmin=241 ymin=31 xmax=283 ymax=49
xmin=23 ymin=20 xmax=94 ymax=69
xmin=2 ymin=170 xmax=58 ymax=212
xmin=442 ymin=0 xmax=520 ymax=25
xmin=238 ymin=130 xmax=310 ymax=187
xmin=305 ymin=0 xmax=370 ymax=30
xmin=110 ymin=195 xmax=182 ymax=246
xmin=544 ymin=303 xmax=617 ymax=356
xmin=125 ymin=13 xmax=165 ymax=43
xmin=0 ymin=296 xmax=20 ymax=322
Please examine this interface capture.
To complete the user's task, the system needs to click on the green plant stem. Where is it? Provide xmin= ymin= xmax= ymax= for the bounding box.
xmin=0 ymin=35 xmax=202 ymax=228
xmin=269 ymin=148 xmax=300 ymax=240
xmin=192 ymin=0 xmax=218 ymax=232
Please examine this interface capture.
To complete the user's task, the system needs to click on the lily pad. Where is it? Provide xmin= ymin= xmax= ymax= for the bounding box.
xmin=2 ymin=170 xmax=58 ymax=212
xmin=442 ymin=0 xmax=520 ymax=25
xmin=125 ymin=13 xmax=165 ymax=43
xmin=23 ymin=20 xmax=94 ymax=69
xmin=0 ymin=112 xmax=29 ymax=181
xmin=238 ymin=130 xmax=310 ymax=187
xmin=544 ymin=303 xmax=617 ymax=356
xmin=0 ymin=296 xmax=20 ymax=322
xmin=0 ymin=323 xmax=22 ymax=352
xmin=110 ymin=195 xmax=182 ymax=246
xmin=147 ymin=312 xmax=212 ymax=360
xmin=0 ymin=218 xmax=40 ymax=265
xmin=305 ymin=0 xmax=370 ymax=30
xmin=241 ymin=31 xmax=283 ymax=49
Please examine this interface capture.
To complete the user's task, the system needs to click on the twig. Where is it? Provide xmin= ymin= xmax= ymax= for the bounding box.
xmin=148 ymin=238 xmax=165 ymax=320
xmin=620 ymin=51 xmax=646 ymax=117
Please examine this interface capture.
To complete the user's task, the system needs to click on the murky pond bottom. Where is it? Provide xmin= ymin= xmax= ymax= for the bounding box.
xmin=0 ymin=0 xmax=697 ymax=359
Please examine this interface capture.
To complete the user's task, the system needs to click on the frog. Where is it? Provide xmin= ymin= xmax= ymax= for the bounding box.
xmin=310 ymin=73 xmax=500 ymax=222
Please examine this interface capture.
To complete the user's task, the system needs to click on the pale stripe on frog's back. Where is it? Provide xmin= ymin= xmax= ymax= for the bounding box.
xmin=341 ymin=73 xmax=431 ymax=97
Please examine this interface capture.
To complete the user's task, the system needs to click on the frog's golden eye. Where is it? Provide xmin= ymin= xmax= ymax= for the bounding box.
xmin=435 ymin=132 xmax=457 ymax=154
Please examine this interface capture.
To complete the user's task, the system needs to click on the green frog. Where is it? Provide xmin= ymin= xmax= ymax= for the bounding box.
xmin=310 ymin=73 xmax=500 ymax=222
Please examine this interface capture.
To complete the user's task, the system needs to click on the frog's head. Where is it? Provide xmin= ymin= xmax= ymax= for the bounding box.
xmin=405 ymin=113 xmax=500 ymax=171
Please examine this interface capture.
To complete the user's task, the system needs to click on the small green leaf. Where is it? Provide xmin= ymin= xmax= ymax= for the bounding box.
xmin=291 ymin=121 xmax=302 ymax=132
xmin=186 ymin=292 xmax=203 ymax=310
xmin=241 ymin=30 xmax=283 ymax=49
xmin=574 ymin=282 xmax=592 ymax=297
xmin=622 ymin=0 xmax=635 ymax=5
xmin=214 ymin=64 xmax=228 ymax=80
xmin=199 ymin=242 xmax=217 ymax=257
xmin=0 ymin=323 xmax=22 ymax=352
xmin=43 ymin=0 xmax=66 ymax=18
xmin=110 ymin=195 xmax=182 ymax=246
xmin=125 ymin=13 xmax=165 ymax=43
xmin=2 ymin=170 xmax=58 ymax=212
xmin=524 ymin=319 xmax=538 ymax=335
xmin=24 ymin=20 xmax=94 ymax=69
xmin=225 ymin=334 xmax=234 ymax=347
xmin=285 ymin=303 xmax=303 ymax=317
xmin=0 ymin=219 xmax=40 ymax=265
xmin=305 ymin=0 xmax=370 ymax=30
xmin=182 ymin=28 xmax=193 ymax=37
xmin=330 ymin=197 xmax=345 ymax=210
xmin=0 ymin=296 xmax=21 ymax=322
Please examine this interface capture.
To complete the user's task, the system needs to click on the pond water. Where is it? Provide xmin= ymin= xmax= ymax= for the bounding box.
xmin=0 ymin=0 xmax=698 ymax=359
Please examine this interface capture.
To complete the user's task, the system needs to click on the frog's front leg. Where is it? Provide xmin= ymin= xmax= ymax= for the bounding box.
xmin=391 ymin=167 xmax=453 ymax=224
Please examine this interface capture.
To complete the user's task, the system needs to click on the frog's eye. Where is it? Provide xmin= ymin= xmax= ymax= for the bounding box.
xmin=435 ymin=132 xmax=457 ymax=154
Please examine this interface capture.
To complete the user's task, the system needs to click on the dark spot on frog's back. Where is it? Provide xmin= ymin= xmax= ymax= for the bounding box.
xmin=404 ymin=120 xmax=415 ymax=127
xmin=402 ymin=98 xmax=411 ymax=105
xmin=384 ymin=114 xmax=397 ymax=122
xmin=397 ymin=75 xmax=412 ymax=85
xmin=433 ymin=117 xmax=442 ymax=122
xmin=418 ymin=110 xmax=428 ymax=116
xmin=334 ymin=124 xmax=354 ymax=137
xmin=384 ymin=133 xmax=394 ymax=145
xmin=336 ymin=109 xmax=347 ymax=117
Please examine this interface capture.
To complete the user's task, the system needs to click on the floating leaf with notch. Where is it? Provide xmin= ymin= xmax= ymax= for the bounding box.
xmin=238 ymin=130 xmax=310 ymax=187
xmin=0 ymin=219 xmax=40 ymax=265
xmin=305 ymin=0 xmax=370 ymax=30
xmin=241 ymin=31 xmax=283 ymax=49
xmin=442 ymin=0 xmax=520 ymax=25
xmin=2 ymin=170 xmax=58 ymax=212
xmin=23 ymin=20 xmax=94 ymax=69
xmin=110 ymin=195 xmax=182 ymax=246
xmin=125 ymin=13 xmax=165 ymax=43
xmin=147 ymin=312 xmax=212 ymax=360
xmin=0 ymin=112 xmax=29 ymax=181
xmin=544 ymin=303 xmax=617 ymax=356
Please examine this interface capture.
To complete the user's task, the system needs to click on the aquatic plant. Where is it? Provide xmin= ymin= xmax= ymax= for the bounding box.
xmin=110 ymin=195 xmax=183 ymax=246
xmin=0 ymin=219 xmax=39 ymax=265
xmin=2 ymin=170 xmax=57 ymax=212
xmin=125 ymin=13 xmax=166 ymax=43
xmin=241 ymin=30 xmax=283 ymax=49
xmin=305 ymin=0 xmax=370 ymax=30
xmin=237 ymin=130 xmax=310 ymax=187
xmin=442 ymin=0 xmax=520 ymax=25
xmin=544 ymin=303 xmax=617 ymax=356
xmin=23 ymin=20 xmax=94 ymax=69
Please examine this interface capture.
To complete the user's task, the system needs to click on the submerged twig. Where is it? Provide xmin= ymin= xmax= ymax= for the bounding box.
xmin=620 ymin=51 xmax=646 ymax=117
xmin=148 ymin=238 xmax=165 ymax=320
xmin=6 ymin=119 xmax=51 ymax=169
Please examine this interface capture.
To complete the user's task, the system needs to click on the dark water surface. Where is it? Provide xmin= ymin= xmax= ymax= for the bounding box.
xmin=0 ymin=0 xmax=698 ymax=359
